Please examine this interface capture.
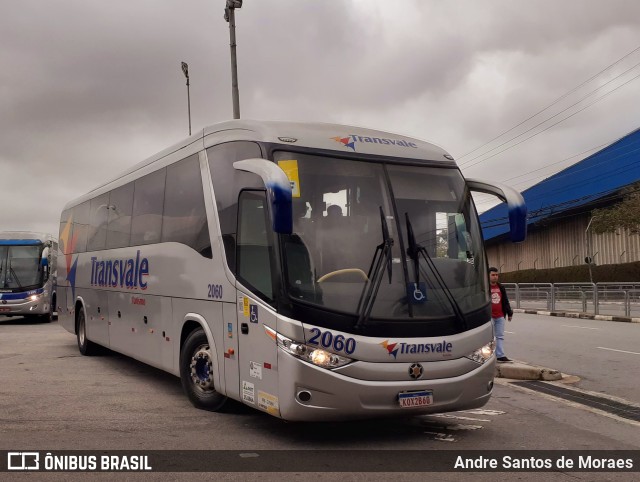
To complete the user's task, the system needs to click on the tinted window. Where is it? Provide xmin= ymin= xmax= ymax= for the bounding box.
xmin=207 ymin=141 xmax=263 ymax=270
xmin=237 ymin=190 xmax=274 ymax=300
xmin=162 ymin=155 xmax=211 ymax=257
xmin=106 ymin=183 xmax=134 ymax=249
xmin=59 ymin=209 xmax=73 ymax=255
xmin=72 ymin=202 xmax=90 ymax=253
xmin=87 ymin=193 xmax=110 ymax=251
xmin=130 ymin=169 xmax=166 ymax=246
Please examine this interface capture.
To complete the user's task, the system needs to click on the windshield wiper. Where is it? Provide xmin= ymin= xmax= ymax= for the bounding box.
xmin=355 ymin=206 xmax=393 ymax=329
xmin=405 ymin=213 xmax=468 ymax=330
xmin=8 ymin=258 xmax=23 ymax=291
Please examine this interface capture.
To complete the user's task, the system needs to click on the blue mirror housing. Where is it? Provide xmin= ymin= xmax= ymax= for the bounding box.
xmin=467 ymin=179 xmax=527 ymax=242
xmin=233 ymin=158 xmax=293 ymax=234
xmin=41 ymin=246 xmax=50 ymax=267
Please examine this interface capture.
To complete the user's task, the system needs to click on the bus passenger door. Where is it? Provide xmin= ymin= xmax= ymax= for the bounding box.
xmin=234 ymin=190 xmax=280 ymax=416
xmin=236 ymin=292 xmax=279 ymax=416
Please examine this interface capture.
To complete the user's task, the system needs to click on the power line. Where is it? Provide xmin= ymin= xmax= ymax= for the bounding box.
xmin=475 ymin=156 xmax=640 ymax=214
xmin=472 ymin=137 xmax=640 ymax=210
xmin=472 ymin=137 xmax=640 ymax=212
xmin=460 ymin=69 xmax=640 ymax=170
xmin=500 ymin=143 xmax=607 ymax=183
xmin=480 ymin=184 xmax=640 ymax=229
xmin=457 ymin=44 xmax=640 ymax=161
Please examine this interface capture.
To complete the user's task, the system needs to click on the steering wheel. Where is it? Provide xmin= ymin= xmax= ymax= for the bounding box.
xmin=317 ymin=268 xmax=369 ymax=283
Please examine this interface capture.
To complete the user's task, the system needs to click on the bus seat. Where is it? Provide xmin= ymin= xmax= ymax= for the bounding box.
xmin=283 ymin=234 xmax=318 ymax=300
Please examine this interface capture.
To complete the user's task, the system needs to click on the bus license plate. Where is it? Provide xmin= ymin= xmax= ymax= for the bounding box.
xmin=398 ymin=390 xmax=433 ymax=408
xmin=0 ymin=307 xmax=10 ymax=312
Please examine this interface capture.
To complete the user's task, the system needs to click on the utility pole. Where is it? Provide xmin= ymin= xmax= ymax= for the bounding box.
xmin=585 ymin=216 xmax=595 ymax=283
xmin=224 ymin=0 xmax=242 ymax=119
xmin=181 ymin=62 xmax=192 ymax=135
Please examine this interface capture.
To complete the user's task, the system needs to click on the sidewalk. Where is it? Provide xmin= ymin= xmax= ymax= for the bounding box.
xmin=513 ymin=308 xmax=640 ymax=323
xmin=495 ymin=359 xmax=563 ymax=381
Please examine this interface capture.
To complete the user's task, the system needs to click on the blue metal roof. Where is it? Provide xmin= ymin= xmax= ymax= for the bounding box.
xmin=479 ymin=127 xmax=640 ymax=241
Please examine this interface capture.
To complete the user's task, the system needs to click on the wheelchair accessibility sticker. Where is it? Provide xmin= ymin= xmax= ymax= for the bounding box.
xmin=408 ymin=282 xmax=427 ymax=304
xmin=249 ymin=304 xmax=259 ymax=323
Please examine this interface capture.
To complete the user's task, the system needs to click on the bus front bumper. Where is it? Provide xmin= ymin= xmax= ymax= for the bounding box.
xmin=0 ymin=297 xmax=50 ymax=317
xmin=276 ymin=352 xmax=496 ymax=421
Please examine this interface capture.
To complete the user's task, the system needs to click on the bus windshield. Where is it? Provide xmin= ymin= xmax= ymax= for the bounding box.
xmin=0 ymin=244 xmax=43 ymax=291
xmin=275 ymin=152 xmax=488 ymax=323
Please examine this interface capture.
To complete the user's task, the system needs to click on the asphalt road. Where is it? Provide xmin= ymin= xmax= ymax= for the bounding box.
xmin=503 ymin=312 xmax=640 ymax=403
xmin=0 ymin=317 xmax=638 ymax=481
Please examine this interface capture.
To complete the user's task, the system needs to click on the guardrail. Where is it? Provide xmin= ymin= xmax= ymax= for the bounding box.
xmin=502 ymin=283 xmax=640 ymax=318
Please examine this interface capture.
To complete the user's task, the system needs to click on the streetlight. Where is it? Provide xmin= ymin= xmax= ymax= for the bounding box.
xmin=224 ymin=0 xmax=242 ymax=119
xmin=181 ymin=61 xmax=192 ymax=136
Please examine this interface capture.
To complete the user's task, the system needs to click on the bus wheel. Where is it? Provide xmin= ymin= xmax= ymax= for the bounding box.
xmin=77 ymin=307 xmax=99 ymax=356
xmin=180 ymin=328 xmax=227 ymax=411
xmin=40 ymin=312 xmax=53 ymax=323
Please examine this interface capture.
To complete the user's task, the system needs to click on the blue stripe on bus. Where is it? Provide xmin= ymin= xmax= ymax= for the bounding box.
xmin=0 ymin=240 xmax=42 ymax=246
xmin=0 ymin=288 xmax=44 ymax=300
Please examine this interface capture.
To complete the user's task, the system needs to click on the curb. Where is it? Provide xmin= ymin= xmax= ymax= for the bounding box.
xmin=513 ymin=308 xmax=640 ymax=323
xmin=495 ymin=361 xmax=562 ymax=381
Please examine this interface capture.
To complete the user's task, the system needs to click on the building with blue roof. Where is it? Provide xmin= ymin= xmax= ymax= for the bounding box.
xmin=479 ymin=128 xmax=640 ymax=272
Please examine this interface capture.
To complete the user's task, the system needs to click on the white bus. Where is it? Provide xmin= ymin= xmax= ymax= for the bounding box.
xmin=0 ymin=231 xmax=57 ymax=322
xmin=57 ymin=120 xmax=526 ymax=421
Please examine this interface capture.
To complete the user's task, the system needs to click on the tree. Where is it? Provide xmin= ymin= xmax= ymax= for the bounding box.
xmin=591 ymin=184 xmax=640 ymax=234
xmin=436 ymin=229 xmax=449 ymax=258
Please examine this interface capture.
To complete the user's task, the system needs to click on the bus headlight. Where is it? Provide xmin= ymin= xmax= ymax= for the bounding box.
xmin=29 ymin=294 xmax=41 ymax=302
xmin=464 ymin=339 xmax=495 ymax=365
xmin=274 ymin=331 xmax=352 ymax=369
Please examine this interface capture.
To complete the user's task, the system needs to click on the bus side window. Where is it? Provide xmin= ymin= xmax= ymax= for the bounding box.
xmin=236 ymin=190 xmax=274 ymax=301
xmin=131 ymin=168 xmax=166 ymax=246
xmin=59 ymin=210 xmax=73 ymax=255
xmin=106 ymin=182 xmax=134 ymax=249
xmin=87 ymin=192 xmax=110 ymax=251
xmin=162 ymin=154 xmax=211 ymax=257
xmin=72 ymin=201 xmax=90 ymax=254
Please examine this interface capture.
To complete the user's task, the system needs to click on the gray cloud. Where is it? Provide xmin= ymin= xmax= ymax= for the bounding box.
xmin=1 ymin=0 xmax=640 ymax=235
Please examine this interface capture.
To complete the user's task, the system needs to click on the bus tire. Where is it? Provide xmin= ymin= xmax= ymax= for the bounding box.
xmin=180 ymin=328 xmax=227 ymax=412
xmin=76 ymin=306 xmax=99 ymax=356
xmin=39 ymin=312 xmax=53 ymax=323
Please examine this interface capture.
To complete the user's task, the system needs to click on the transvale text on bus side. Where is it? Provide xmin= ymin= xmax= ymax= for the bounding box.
xmin=90 ymin=250 xmax=149 ymax=289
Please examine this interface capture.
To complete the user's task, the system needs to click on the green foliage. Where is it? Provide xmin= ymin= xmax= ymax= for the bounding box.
xmin=436 ymin=230 xmax=448 ymax=258
xmin=499 ymin=261 xmax=640 ymax=283
xmin=592 ymin=188 xmax=640 ymax=235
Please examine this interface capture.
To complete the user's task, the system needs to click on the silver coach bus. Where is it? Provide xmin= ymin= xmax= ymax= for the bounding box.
xmin=57 ymin=120 xmax=526 ymax=421
xmin=0 ymin=231 xmax=57 ymax=322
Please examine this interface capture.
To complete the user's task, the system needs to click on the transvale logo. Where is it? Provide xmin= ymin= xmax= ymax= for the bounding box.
xmin=331 ymin=134 xmax=418 ymax=152
xmin=90 ymin=251 xmax=149 ymax=289
xmin=380 ymin=339 xmax=453 ymax=359
xmin=59 ymin=215 xmax=150 ymax=296
xmin=380 ymin=340 xmax=400 ymax=358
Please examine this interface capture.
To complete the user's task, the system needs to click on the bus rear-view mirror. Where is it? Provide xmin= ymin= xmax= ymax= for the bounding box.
xmin=233 ymin=158 xmax=293 ymax=234
xmin=467 ymin=179 xmax=527 ymax=242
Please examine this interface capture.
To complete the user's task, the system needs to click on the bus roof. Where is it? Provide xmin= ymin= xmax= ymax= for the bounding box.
xmin=202 ymin=120 xmax=453 ymax=160
xmin=66 ymin=120 xmax=456 ymax=210
xmin=0 ymin=231 xmax=55 ymax=244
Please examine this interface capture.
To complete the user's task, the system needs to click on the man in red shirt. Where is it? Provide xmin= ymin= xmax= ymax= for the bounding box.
xmin=489 ymin=267 xmax=513 ymax=362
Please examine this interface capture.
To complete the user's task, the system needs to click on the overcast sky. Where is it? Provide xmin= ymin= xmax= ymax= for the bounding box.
xmin=2 ymin=0 xmax=640 ymax=236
